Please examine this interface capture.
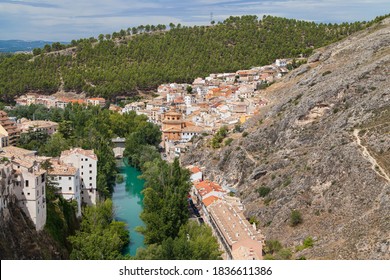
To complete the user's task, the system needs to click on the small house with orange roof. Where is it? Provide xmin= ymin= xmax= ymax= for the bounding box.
xmin=187 ymin=165 xmax=203 ymax=182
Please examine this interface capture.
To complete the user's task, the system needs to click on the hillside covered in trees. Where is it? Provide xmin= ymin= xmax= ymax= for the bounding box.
xmin=1 ymin=15 xmax=386 ymax=101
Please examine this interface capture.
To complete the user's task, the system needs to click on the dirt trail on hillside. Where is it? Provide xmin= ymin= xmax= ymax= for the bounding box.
xmin=353 ymin=129 xmax=390 ymax=183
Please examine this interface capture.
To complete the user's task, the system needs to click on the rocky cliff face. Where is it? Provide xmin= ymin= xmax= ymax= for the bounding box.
xmin=0 ymin=200 xmax=68 ymax=260
xmin=182 ymin=19 xmax=390 ymax=259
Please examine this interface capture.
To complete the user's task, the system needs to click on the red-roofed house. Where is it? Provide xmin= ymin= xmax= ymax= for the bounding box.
xmin=192 ymin=180 xmax=225 ymax=218
xmin=202 ymin=195 xmax=220 ymax=207
xmin=188 ymin=165 xmax=202 ymax=182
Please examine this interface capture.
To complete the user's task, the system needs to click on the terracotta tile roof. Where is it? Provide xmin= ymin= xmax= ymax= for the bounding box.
xmin=208 ymin=199 xmax=265 ymax=260
xmin=181 ymin=125 xmax=204 ymax=133
xmin=70 ymin=99 xmax=86 ymax=104
xmin=194 ymin=180 xmax=224 ymax=197
xmin=61 ymin=148 xmax=97 ymax=160
xmin=48 ymin=159 xmax=77 ymax=176
xmin=190 ymin=166 xmax=201 ymax=174
xmin=202 ymin=195 xmax=220 ymax=207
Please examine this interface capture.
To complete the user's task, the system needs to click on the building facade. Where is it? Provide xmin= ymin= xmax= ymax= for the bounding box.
xmin=48 ymin=159 xmax=82 ymax=217
xmin=0 ymin=146 xmax=47 ymax=231
xmin=60 ymin=148 xmax=98 ymax=205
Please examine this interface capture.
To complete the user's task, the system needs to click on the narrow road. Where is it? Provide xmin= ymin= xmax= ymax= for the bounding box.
xmin=353 ymin=129 xmax=390 ymax=183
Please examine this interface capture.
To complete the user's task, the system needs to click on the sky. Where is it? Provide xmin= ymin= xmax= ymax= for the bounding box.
xmin=0 ymin=0 xmax=389 ymax=41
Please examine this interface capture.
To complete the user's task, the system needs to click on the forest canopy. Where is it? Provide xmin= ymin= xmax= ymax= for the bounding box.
xmin=1 ymin=15 xmax=387 ymax=101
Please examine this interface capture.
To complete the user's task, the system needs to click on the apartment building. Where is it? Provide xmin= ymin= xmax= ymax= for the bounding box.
xmin=48 ymin=159 xmax=82 ymax=217
xmin=60 ymin=148 xmax=98 ymax=205
xmin=0 ymin=146 xmax=47 ymax=231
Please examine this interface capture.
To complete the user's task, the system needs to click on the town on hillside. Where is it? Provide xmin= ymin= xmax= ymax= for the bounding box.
xmin=15 ymin=59 xmax=292 ymax=160
xmin=1 ymin=59 xmax=293 ymax=260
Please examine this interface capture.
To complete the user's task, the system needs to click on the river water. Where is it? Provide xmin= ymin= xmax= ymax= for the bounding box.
xmin=112 ymin=159 xmax=145 ymax=256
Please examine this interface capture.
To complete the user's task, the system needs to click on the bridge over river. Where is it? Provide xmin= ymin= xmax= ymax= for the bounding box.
xmin=112 ymin=137 xmax=126 ymax=158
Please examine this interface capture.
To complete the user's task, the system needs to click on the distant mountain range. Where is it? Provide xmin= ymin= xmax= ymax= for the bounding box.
xmin=0 ymin=40 xmax=68 ymax=53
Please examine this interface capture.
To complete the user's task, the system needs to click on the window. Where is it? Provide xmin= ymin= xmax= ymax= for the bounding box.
xmin=89 ymin=189 xmax=93 ymax=193
xmin=89 ymin=177 xmax=92 ymax=180
xmin=85 ymin=158 xmax=88 ymax=161
xmin=21 ymin=192 xmax=24 ymax=195
xmin=81 ymin=158 xmax=83 ymax=161
xmin=81 ymin=165 xmax=83 ymax=169
xmin=89 ymin=170 xmax=92 ymax=174
xmin=81 ymin=191 xmax=84 ymax=194
xmin=27 ymin=192 xmax=30 ymax=196
xmin=89 ymin=183 xmax=92 ymax=187
xmin=69 ymin=177 xmax=71 ymax=180
xmin=81 ymin=172 xmax=83 ymax=175
xmin=89 ymin=164 xmax=92 ymax=168
xmin=69 ymin=187 xmax=72 ymax=191
xmin=59 ymin=177 xmax=62 ymax=180
xmin=25 ymin=180 xmax=29 ymax=187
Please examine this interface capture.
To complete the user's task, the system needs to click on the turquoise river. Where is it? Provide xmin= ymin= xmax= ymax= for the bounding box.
xmin=112 ymin=159 xmax=145 ymax=256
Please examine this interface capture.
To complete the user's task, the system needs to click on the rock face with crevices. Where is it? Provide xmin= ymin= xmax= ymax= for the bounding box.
xmin=182 ymin=19 xmax=390 ymax=259
xmin=0 ymin=200 xmax=68 ymax=259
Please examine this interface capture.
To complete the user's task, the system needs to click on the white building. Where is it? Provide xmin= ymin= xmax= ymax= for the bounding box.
xmin=181 ymin=125 xmax=204 ymax=142
xmin=187 ymin=165 xmax=203 ymax=182
xmin=86 ymin=97 xmax=106 ymax=107
xmin=60 ymin=148 xmax=98 ymax=206
xmin=184 ymin=95 xmax=195 ymax=106
xmin=167 ymin=93 xmax=176 ymax=103
xmin=275 ymin=59 xmax=287 ymax=67
xmin=18 ymin=119 xmax=59 ymax=135
xmin=48 ymin=159 xmax=82 ymax=217
xmin=0 ymin=146 xmax=47 ymax=231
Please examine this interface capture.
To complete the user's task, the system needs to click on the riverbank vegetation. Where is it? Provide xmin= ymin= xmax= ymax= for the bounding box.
xmin=68 ymin=199 xmax=129 ymax=260
xmin=134 ymin=159 xmax=222 ymax=259
xmin=124 ymin=133 xmax=222 ymax=259
xmin=1 ymin=15 xmax=386 ymax=100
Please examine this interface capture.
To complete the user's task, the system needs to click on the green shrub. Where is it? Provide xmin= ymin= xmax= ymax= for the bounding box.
xmin=249 ymin=216 xmax=260 ymax=227
xmin=257 ymin=186 xmax=271 ymax=197
xmin=303 ymin=236 xmax=314 ymax=248
xmin=290 ymin=210 xmax=303 ymax=226
xmin=265 ymin=240 xmax=282 ymax=254
xmin=276 ymin=248 xmax=293 ymax=260
xmin=242 ymin=131 xmax=248 ymax=137
xmin=224 ymin=138 xmax=233 ymax=146
xmin=296 ymin=236 xmax=314 ymax=251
